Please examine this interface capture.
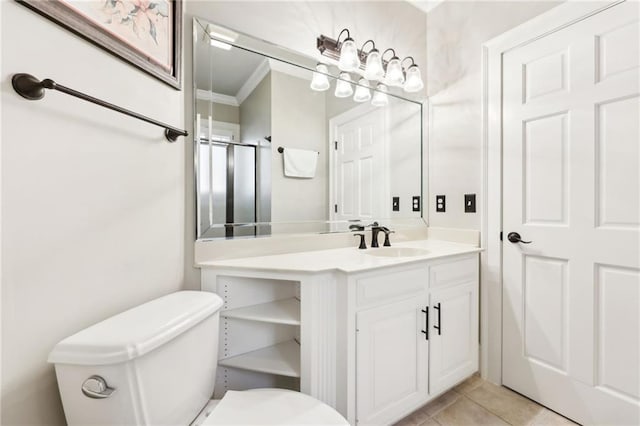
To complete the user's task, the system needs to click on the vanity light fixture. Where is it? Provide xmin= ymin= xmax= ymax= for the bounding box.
xmin=310 ymin=63 xmax=331 ymax=91
xmin=353 ymin=78 xmax=372 ymax=102
xmin=362 ymin=40 xmax=384 ymax=81
xmin=402 ymin=57 xmax=424 ymax=93
xmin=334 ymin=72 xmax=354 ymax=98
xmin=371 ymin=83 xmax=389 ymax=107
xmin=383 ymin=48 xmax=405 ymax=87
xmin=316 ymin=29 xmax=424 ymax=94
xmin=336 ymin=29 xmax=361 ymax=72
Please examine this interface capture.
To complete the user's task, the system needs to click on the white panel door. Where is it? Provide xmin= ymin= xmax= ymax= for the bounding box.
xmin=429 ymin=282 xmax=479 ymax=396
xmin=502 ymin=2 xmax=640 ymax=425
xmin=334 ymin=109 xmax=385 ymax=221
xmin=356 ymin=296 xmax=429 ymax=425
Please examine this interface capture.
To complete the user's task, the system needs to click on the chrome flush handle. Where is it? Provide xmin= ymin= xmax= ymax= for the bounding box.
xmin=81 ymin=375 xmax=116 ymax=399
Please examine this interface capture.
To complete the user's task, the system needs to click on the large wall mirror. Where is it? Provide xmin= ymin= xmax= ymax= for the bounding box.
xmin=194 ymin=18 xmax=424 ymax=240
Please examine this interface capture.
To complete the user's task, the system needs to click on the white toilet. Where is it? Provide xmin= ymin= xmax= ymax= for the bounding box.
xmin=48 ymin=291 xmax=348 ymax=425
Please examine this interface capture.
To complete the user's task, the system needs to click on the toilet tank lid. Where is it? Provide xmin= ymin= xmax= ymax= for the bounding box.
xmin=48 ymin=291 xmax=223 ymax=366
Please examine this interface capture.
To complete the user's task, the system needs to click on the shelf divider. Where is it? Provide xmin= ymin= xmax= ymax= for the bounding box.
xmin=218 ymin=340 xmax=300 ymax=378
xmin=222 ymin=298 xmax=300 ymax=325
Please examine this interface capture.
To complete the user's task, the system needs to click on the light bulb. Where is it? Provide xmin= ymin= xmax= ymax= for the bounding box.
xmin=353 ymin=78 xmax=371 ymax=102
xmin=403 ymin=64 xmax=424 ymax=93
xmin=334 ymin=72 xmax=353 ymax=98
xmin=385 ymin=57 xmax=405 ymax=87
xmin=310 ymin=64 xmax=330 ymax=91
xmin=371 ymin=83 xmax=389 ymax=107
xmin=364 ymin=49 xmax=384 ymax=81
xmin=338 ymin=38 xmax=361 ymax=72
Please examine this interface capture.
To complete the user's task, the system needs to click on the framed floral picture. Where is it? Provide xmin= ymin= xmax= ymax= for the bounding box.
xmin=18 ymin=0 xmax=182 ymax=89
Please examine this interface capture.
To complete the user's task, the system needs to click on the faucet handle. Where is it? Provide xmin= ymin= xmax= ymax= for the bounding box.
xmin=381 ymin=227 xmax=395 ymax=247
xmin=353 ymin=233 xmax=367 ymax=250
xmin=349 ymin=224 xmax=365 ymax=231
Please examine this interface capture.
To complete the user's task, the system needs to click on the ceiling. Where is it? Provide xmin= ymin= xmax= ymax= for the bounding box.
xmin=406 ymin=0 xmax=445 ymax=14
xmin=195 ymin=39 xmax=265 ymax=96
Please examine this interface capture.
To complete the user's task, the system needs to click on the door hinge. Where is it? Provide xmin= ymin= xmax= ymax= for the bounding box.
xmin=334 ymin=140 xmax=338 ymax=150
xmin=334 ymin=204 xmax=338 ymax=213
xmin=499 ymin=231 xmax=503 ymax=241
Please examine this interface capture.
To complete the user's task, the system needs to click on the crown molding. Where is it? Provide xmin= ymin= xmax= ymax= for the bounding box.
xmin=236 ymin=58 xmax=271 ymax=105
xmin=196 ymin=89 xmax=239 ymax=107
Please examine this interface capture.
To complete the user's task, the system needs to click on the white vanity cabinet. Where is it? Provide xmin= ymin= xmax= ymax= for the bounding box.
xmin=351 ymin=255 xmax=478 ymax=425
xmin=354 ymin=269 xmax=430 ymax=425
xmin=199 ymin=242 xmax=480 ymax=426
xmin=428 ymin=256 xmax=479 ymax=397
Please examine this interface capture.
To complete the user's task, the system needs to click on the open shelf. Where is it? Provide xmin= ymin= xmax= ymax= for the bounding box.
xmin=221 ymin=298 xmax=300 ymax=325
xmin=218 ymin=340 xmax=300 ymax=378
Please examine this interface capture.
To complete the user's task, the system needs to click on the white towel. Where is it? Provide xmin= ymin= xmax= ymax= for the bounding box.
xmin=283 ymin=147 xmax=318 ymax=178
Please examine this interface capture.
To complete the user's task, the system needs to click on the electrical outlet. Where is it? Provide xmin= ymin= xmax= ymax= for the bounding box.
xmin=412 ymin=196 xmax=421 ymax=212
xmin=436 ymin=195 xmax=446 ymax=212
xmin=464 ymin=194 xmax=476 ymax=213
xmin=392 ymin=197 xmax=400 ymax=211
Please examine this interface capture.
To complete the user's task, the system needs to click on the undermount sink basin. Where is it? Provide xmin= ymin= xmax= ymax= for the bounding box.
xmin=364 ymin=247 xmax=430 ymax=258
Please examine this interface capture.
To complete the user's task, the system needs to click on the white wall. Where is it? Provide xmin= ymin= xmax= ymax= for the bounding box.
xmin=0 ymin=2 xmax=186 ymax=424
xmin=271 ymin=70 xmax=328 ymax=224
xmin=426 ymin=0 xmax=562 ymax=229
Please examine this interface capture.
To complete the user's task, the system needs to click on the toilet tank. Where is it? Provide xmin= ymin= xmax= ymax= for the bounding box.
xmin=49 ymin=291 xmax=223 ymax=425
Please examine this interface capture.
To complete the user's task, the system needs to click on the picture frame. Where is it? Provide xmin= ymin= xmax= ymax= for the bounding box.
xmin=17 ymin=0 xmax=182 ymax=90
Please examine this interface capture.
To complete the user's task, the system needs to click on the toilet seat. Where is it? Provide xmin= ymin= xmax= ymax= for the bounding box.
xmin=195 ymin=389 xmax=349 ymax=425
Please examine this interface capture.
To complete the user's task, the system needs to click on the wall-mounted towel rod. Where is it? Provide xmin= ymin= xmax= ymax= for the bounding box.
xmin=11 ymin=73 xmax=188 ymax=142
xmin=277 ymin=146 xmax=319 ymax=154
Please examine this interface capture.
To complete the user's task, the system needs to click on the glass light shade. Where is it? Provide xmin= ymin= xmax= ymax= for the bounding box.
xmin=338 ymin=38 xmax=361 ymax=72
xmin=364 ymin=49 xmax=384 ymax=81
xmin=403 ymin=65 xmax=424 ymax=93
xmin=334 ymin=72 xmax=354 ymax=98
xmin=385 ymin=57 xmax=405 ymax=87
xmin=353 ymin=78 xmax=371 ymax=102
xmin=310 ymin=64 xmax=330 ymax=91
xmin=371 ymin=84 xmax=389 ymax=107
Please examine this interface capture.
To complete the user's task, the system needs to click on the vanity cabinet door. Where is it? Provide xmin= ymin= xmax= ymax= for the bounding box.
xmin=356 ymin=295 xmax=430 ymax=425
xmin=429 ymin=281 xmax=478 ymax=396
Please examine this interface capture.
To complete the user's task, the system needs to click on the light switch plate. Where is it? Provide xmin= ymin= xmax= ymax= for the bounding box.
xmin=464 ymin=194 xmax=476 ymax=213
xmin=392 ymin=197 xmax=400 ymax=211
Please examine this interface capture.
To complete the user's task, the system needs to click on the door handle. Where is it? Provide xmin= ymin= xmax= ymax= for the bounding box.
xmin=433 ymin=303 xmax=441 ymax=335
xmin=507 ymin=232 xmax=532 ymax=244
xmin=421 ymin=307 xmax=429 ymax=340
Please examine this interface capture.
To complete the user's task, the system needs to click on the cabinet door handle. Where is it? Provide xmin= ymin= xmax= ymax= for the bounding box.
xmin=421 ymin=307 xmax=429 ymax=340
xmin=433 ymin=303 xmax=441 ymax=335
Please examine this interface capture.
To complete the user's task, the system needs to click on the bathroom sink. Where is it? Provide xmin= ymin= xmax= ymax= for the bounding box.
xmin=364 ymin=247 xmax=430 ymax=258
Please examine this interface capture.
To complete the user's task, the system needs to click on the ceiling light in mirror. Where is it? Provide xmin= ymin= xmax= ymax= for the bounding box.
xmin=210 ymin=39 xmax=232 ymax=50
xmin=335 ymin=72 xmax=353 ymax=98
xmin=353 ymin=78 xmax=371 ymax=102
xmin=310 ymin=64 xmax=330 ymax=91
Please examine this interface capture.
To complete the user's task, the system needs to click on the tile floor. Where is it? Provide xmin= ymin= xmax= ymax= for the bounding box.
xmin=394 ymin=374 xmax=579 ymax=426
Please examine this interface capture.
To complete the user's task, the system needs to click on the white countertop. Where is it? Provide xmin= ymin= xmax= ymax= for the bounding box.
xmin=197 ymin=239 xmax=482 ymax=274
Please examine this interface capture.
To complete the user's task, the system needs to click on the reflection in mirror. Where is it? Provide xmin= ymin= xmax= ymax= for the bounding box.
xmin=194 ymin=19 xmax=423 ymax=240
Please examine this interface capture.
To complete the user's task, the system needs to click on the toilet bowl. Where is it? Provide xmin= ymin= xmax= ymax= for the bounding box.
xmin=48 ymin=291 xmax=348 ymax=425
